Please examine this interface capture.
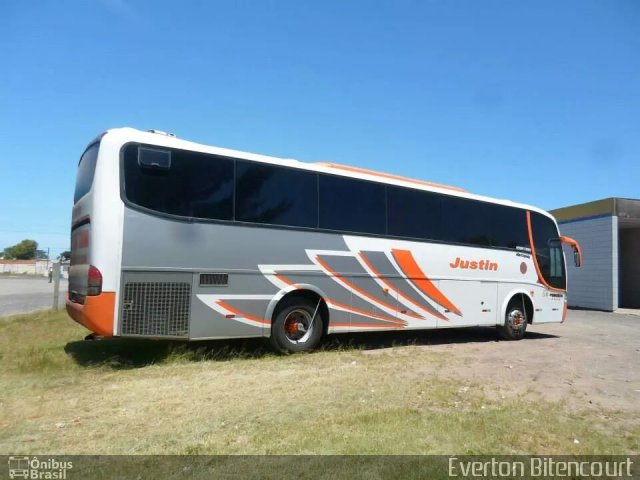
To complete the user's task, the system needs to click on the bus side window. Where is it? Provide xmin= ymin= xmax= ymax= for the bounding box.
xmin=319 ymin=175 xmax=385 ymax=235
xmin=235 ymin=161 xmax=318 ymax=228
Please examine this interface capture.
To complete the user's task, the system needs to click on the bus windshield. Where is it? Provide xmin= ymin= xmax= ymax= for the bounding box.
xmin=530 ymin=211 xmax=566 ymax=290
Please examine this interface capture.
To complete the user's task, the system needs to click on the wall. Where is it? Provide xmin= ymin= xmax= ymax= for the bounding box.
xmin=558 ymin=216 xmax=618 ymax=311
xmin=0 ymin=260 xmax=38 ymax=275
xmin=619 ymin=228 xmax=640 ymax=308
xmin=0 ymin=260 xmax=61 ymax=276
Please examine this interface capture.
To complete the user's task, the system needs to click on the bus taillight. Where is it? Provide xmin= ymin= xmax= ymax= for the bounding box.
xmin=87 ymin=265 xmax=102 ymax=296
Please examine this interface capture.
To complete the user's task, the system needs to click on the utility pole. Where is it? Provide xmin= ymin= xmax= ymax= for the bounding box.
xmin=52 ymin=261 xmax=61 ymax=310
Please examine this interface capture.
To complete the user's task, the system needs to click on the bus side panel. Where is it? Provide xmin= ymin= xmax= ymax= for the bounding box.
xmin=343 ymin=235 xmax=539 ymax=329
xmin=531 ymin=288 xmax=566 ymax=324
xmin=120 ymin=208 xmax=354 ymax=339
xmin=438 ymin=280 xmax=498 ymax=327
xmin=189 ymin=288 xmax=272 ymax=340
xmin=119 ymin=207 xmax=562 ymax=339
xmin=496 ymin=284 xmax=565 ymax=325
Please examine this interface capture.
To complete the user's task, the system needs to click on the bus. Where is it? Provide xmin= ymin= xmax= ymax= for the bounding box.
xmin=67 ymin=128 xmax=583 ymax=353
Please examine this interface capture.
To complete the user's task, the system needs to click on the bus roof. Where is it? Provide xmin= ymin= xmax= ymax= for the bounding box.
xmin=314 ymin=162 xmax=466 ymax=193
xmin=100 ymin=127 xmax=556 ymax=222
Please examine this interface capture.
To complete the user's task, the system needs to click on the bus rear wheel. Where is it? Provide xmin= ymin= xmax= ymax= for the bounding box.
xmin=270 ymin=297 xmax=324 ymax=353
xmin=498 ymin=298 xmax=528 ymax=340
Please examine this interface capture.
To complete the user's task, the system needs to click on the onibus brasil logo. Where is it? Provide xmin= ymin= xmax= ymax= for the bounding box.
xmin=8 ymin=457 xmax=73 ymax=479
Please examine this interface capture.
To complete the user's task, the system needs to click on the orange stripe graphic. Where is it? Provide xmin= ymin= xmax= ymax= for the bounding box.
xmin=316 ymin=256 xmax=423 ymax=320
xmin=272 ymin=273 xmax=405 ymax=326
xmin=526 ymin=211 xmax=566 ymax=293
xmin=326 ymin=298 xmax=406 ymax=325
xmin=315 ymin=162 xmax=466 ymax=193
xmin=274 ymin=273 xmax=300 ymax=288
xmin=215 ymin=300 xmax=270 ymax=325
xmin=330 ymin=323 xmax=400 ymax=330
xmin=391 ymin=249 xmax=462 ymax=317
xmin=357 ymin=252 xmax=447 ymax=321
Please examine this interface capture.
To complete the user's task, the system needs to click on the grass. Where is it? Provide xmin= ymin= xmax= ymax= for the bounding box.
xmin=0 ymin=310 xmax=638 ymax=459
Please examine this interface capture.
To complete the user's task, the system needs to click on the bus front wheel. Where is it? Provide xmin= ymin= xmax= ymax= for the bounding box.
xmin=498 ymin=298 xmax=528 ymax=340
xmin=270 ymin=297 xmax=324 ymax=353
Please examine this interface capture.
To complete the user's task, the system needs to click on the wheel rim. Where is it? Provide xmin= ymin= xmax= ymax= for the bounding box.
xmin=283 ymin=309 xmax=313 ymax=344
xmin=507 ymin=308 xmax=525 ymax=330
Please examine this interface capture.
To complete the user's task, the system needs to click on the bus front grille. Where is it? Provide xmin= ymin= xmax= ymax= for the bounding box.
xmin=121 ymin=282 xmax=191 ymax=337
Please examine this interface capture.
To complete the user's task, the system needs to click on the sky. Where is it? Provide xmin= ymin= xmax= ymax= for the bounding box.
xmin=1 ymin=0 xmax=639 ymax=258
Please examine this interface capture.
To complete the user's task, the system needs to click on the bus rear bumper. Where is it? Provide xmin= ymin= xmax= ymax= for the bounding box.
xmin=65 ymin=292 xmax=116 ymax=337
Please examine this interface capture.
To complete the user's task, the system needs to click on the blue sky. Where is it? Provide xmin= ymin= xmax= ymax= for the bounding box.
xmin=1 ymin=0 xmax=638 ymax=258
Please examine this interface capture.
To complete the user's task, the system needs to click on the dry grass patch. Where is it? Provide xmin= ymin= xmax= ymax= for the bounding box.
xmin=0 ymin=310 xmax=638 ymax=455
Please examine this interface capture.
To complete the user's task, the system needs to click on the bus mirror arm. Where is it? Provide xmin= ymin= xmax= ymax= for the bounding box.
xmin=560 ymin=236 xmax=582 ymax=267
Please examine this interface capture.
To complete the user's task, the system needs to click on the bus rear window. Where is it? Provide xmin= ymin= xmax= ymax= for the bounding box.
xmin=74 ymin=143 xmax=100 ymax=203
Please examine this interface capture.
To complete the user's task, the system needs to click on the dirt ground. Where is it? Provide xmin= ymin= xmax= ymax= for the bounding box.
xmin=362 ymin=309 xmax=640 ymax=415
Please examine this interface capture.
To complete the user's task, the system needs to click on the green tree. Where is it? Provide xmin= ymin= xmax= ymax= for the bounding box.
xmin=3 ymin=239 xmax=39 ymax=260
xmin=59 ymin=250 xmax=71 ymax=261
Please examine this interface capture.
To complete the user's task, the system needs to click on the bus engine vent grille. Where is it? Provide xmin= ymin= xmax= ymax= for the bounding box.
xmin=199 ymin=273 xmax=228 ymax=286
xmin=121 ymin=282 xmax=191 ymax=337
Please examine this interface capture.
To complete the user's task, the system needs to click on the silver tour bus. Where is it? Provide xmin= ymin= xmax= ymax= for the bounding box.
xmin=67 ymin=128 xmax=582 ymax=352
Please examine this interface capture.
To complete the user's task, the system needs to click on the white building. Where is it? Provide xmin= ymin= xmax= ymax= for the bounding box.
xmin=550 ymin=198 xmax=640 ymax=311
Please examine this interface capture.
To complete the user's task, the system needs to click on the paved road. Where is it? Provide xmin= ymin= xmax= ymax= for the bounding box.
xmin=0 ymin=276 xmax=68 ymax=316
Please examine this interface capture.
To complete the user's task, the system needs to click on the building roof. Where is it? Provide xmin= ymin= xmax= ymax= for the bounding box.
xmin=550 ymin=197 xmax=640 ymax=223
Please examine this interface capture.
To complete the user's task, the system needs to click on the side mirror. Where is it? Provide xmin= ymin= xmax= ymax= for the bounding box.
xmin=138 ymin=147 xmax=171 ymax=170
xmin=560 ymin=236 xmax=583 ymax=267
xmin=573 ymin=249 xmax=581 ymax=268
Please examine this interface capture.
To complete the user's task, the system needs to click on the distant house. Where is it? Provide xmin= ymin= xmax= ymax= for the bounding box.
xmin=0 ymin=259 xmax=69 ymax=278
xmin=0 ymin=259 xmax=46 ymax=275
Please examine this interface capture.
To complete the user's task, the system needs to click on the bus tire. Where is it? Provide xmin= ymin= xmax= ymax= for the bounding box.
xmin=269 ymin=297 xmax=324 ymax=354
xmin=498 ymin=298 xmax=528 ymax=340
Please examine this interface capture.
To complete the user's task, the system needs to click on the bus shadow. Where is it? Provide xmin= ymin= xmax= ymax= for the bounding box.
xmin=64 ymin=337 xmax=269 ymax=370
xmin=320 ymin=327 xmax=558 ymax=352
xmin=64 ymin=327 xmax=558 ymax=369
